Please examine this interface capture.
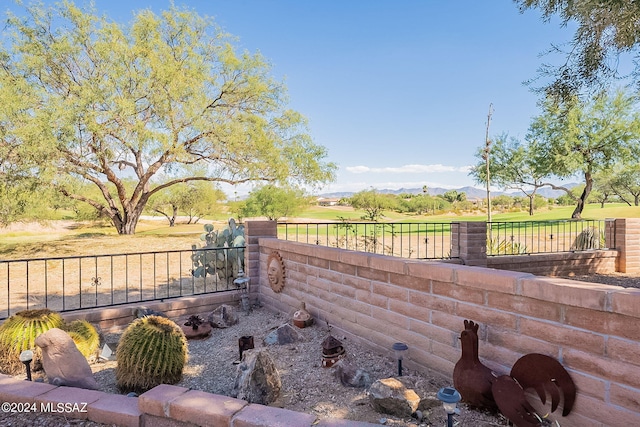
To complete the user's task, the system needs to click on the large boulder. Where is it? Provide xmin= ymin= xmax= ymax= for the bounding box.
xmin=369 ymin=377 xmax=420 ymax=417
xmin=232 ymin=349 xmax=281 ymax=405
xmin=35 ymin=328 xmax=99 ymax=390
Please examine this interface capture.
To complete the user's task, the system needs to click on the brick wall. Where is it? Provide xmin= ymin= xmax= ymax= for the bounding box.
xmin=256 ymin=235 xmax=640 ymax=427
xmin=62 ymin=293 xmax=240 ymax=333
xmin=486 ymin=250 xmax=618 ymax=275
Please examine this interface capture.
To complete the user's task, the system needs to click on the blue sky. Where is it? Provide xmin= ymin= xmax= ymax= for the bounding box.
xmin=3 ymin=1 xmax=575 ymax=196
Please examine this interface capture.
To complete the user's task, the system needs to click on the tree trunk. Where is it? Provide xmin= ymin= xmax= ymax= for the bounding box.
xmin=528 ymin=195 xmax=534 ymax=216
xmin=170 ymin=206 xmax=177 ymax=227
xmin=115 ymin=203 xmax=146 ymax=235
xmin=571 ymin=172 xmax=593 ymax=219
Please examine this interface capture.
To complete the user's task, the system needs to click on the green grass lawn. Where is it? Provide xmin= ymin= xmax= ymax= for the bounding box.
xmin=299 ymin=203 xmax=638 ymax=223
xmin=1 ymin=202 xmax=636 ymax=259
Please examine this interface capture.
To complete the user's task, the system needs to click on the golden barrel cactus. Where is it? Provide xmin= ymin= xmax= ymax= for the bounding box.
xmin=63 ymin=319 xmax=100 ymax=360
xmin=0 ymin=309 xmax=64 ymax=375
xmin=116 ymin=315 xmax=188 ymax=394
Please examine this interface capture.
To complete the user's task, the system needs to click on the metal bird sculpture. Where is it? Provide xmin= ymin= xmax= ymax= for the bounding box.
xmin=453 ymin=320 xmax=577 ymax=427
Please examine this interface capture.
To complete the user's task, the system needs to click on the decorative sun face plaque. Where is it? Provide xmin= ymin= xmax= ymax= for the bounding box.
xmin=266 ymin=251 xmax=285 ymax=293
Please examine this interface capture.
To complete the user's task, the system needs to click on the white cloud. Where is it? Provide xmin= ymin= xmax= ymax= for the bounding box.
xmin=345 ymin=164 xmax=471 ymax=174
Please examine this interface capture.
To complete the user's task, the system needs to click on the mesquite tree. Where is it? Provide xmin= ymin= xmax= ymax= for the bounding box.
xmin=0 ymin=2 xmax=335 ymax=234
xmin=528 ymin=90 xmax=640 ymax=218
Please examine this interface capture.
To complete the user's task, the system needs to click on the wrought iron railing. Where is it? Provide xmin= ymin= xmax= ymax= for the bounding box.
xmin=487 ymin=219 xmax=613 ymax=256
xmin=280 ymin=222 xmax=455 ymax=260
xmin=0 ymin=247 xmax=245 ymax=320
xmin=280 ymin=219 xmax=614 ymax=259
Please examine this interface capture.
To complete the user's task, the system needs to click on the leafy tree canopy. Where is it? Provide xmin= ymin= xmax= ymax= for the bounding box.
xmin=528 ymin=89 xmax=640 ymax=217
xmin=146 ymin=182 xmax=225 ymax=226
xmin=470 ymin=134 xmax=548 ymax=215
xmin=349 ymin=189 xmax=397 ymax=221
xmin=237 ymin=184 xmax=308 ymax=221
xmin=516 ymin=0 xmax=640 ymax=98
xmin=0 ymin=1 xmax=336 ymax=233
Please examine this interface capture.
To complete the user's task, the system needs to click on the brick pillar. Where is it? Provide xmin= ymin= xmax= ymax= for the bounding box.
xmin=452 ymin=222 xmax=487 ymax=267
xmin=614 ymin=218 xmax=640 ymax=273
xmin=605 ymin=219 xmax=616 ymax=250
xmin=244 ymin=221 xmax=277 ymax=297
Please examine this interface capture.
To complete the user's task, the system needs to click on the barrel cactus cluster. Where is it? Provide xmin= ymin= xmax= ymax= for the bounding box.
xmin=0 ymin=309 xmax=102 ymax=375
xmin=115 ymin=315 xmax=188 ymax=394
xmin=191 ymin=218 xmax=245 ymax=281
xmin=0 ymin=309 xmax=65 ymax=374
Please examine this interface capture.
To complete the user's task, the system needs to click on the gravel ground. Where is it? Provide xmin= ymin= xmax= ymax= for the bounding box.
xmin=1 ymin=306 xmax=509 ymax=427
xmin=559 ymin=272 xmax=640 ymax=288
xmin=2 ymin=273 xmax=638 ymax=427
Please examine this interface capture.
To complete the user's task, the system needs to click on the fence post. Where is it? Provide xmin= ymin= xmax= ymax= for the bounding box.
xmin=244 ymin=221 xmax=278 ymax=300
xmin=455 ymin=222 xmax=487 ymax=267
xmin=605 ymin=219 xmax=616 ymax=250
xmin=614 ymin=218 xmax=640 ymax=273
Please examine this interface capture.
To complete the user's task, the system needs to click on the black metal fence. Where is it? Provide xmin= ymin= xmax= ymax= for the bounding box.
xmin=1 ymin=219 xmax=615 ymax=320
xmin=280 ymin=222 xmax=455 ymax=259
xmin=0 ymin=247 xmax=245 ymax=320
xmin=487 ymin=219 xmax=612 ymax=255
xmin=280 ymin=219 xmax=614 ymax=259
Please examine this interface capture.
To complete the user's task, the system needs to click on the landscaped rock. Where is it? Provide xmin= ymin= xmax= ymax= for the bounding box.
xmin=35 ymin=328 xmax=99 ymax=390
xmin=207 ymin=304 xmax=239 ymax=328
xmin=263 ymin=323 xmax=301 ymax=345
xmin=333 ymin=359 xmax=372 ymax=388
xmin=134 ymin=306 xmax=167 ymax=318
xmin=232 ymin=349 xmax=282 ymax=405
xmin=369 ymin=377 xmax=420 ymax=417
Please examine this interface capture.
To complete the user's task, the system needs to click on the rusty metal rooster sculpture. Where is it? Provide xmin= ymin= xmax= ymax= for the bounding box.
xmin=453 ymin=320 xmax=576 ymax=427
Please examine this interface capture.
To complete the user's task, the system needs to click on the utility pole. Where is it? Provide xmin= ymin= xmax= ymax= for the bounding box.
xmin=482 ymin=104 xmax=493 ymax=224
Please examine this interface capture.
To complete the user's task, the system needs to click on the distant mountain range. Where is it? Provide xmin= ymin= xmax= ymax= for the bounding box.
xmin=318 ymin=184 xmax=578 ymax=200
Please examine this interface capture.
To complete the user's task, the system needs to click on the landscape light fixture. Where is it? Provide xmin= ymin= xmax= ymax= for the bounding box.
xmin=392 ymin=342 xmax=408 ymax=376
xmin=233 ymin=269 xmax=251 ymax=314
xmin=19 ymin=350 xmax=33 ymax=381
xmin=437 ymin=386 xmax=462 ymax=427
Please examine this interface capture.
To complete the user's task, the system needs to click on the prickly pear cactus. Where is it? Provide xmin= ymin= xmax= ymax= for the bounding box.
xmin=192 ymin=218 xmax=245 ymax=281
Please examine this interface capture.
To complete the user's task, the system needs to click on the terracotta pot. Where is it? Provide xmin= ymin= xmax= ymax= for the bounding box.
xmin=180 ymin=322 xmax=212 ymax=340
xmin=292 ymin=302 xmax=313 ymax=328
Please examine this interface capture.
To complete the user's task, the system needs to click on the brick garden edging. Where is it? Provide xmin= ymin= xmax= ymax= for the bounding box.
xmin=0 ymin=376 xmax=377 ymax=427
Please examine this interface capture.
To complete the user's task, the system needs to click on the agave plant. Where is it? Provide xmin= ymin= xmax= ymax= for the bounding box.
xmin=115 ymin=315 xmax=188 ymax=394
xmin=487 ymin=237 xmax=528 ymax=256
xmin=62 ymin=319 xmax=100 ymax=360
xmin=0 ymin=309 xmax=64 ymax=375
